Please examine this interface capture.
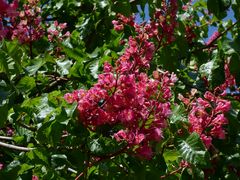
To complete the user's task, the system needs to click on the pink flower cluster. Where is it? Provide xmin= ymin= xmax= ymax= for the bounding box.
xmin=185 ymin=26 xmax=196 ymax=43
xmin=11 ymin=0 xmax=44 ymax=43
xmin=188 ymin=91 xmax=230 ymax=149
xmin=217 ymin=62 xmax=237 ymax=94
xmin=65 ymin=65 xmax=176 ymax=159
xmin=205 ymin=31 xmax=220 ymax=46
xmin=65 ymin=5 xmax=179 ymax=158
xmin=65 ymin=52 xmax=177 ymax=157
xmin=112 ymin=0 xmax=178 ymax=46
xmin=179 ymin=62 xmax=238 ymax=149
xmin=0 ymin=162 xmax=3 ymax=170
xmin=0 ymin=0 xmax=18 ymax=40
xmin=47 ymin=21 xmax=70 ymax=42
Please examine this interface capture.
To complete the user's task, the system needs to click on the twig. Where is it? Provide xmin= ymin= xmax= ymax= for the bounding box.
xmin=0 ymin=136 xmax=13 ymax=141
xmin=0 ymin=141 xmax=35 ymax=151
xmin=160 ymin=167 xmax=182 ymax=179
xmin=44 ymin=75 xmax=69 ymax=92
xmin=75 ymin=146 xmax=128 ymax=180
xmin=192 ymin=20 xmax=239 ymax=53
xmin=67 ymin=167 xmax=77 ymax=174
xmin=16 ymin=121 xmax=37 ymax=131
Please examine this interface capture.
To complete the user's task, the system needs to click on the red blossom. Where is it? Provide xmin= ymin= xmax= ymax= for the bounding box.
xmin=32 ymin=175 xmax=39 ymax=180
xmin=65 ymin=7 xmax=178 ymax=159
xmin=187 ymin=92 xmax=230 ymax=148
xmin=11 ymin=0 xmax=44 ymax=43
xmin=182 ymin=64 xmax=234 ymax=149
xmin=205 ymin=31 xmax=220 ymax=46
xmin=0 ymin=163 xmax=3 ymax=170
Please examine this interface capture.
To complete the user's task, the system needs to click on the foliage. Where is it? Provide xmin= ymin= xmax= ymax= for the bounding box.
xmin=0 ymin=0 xmax=240 ymax=179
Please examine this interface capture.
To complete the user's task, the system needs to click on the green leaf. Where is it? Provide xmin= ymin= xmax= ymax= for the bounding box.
xmin=18 ymin=164 xmax=34 ymax=175
xmin=163 ymin=150 xmax=179 ymax=163
xmin=157 ymin=46 xmax=179 ymax=72
xmin=37 ymin=119 xmax=64 ymax=146
xmin=0 ymin=51 xmax=8 ymax=73
xmin=54 ymin=1 xmax=64 ymax=10
xmin=178 ymin=133 xmax=210 ymax=166
xmin=51 ymin=154 xmax=70 ymax=170
xmin=0 ymin=160 xmax=21 ymax=179
xmin=25 ymin=57 xmax=46 ymax=75
xmin=89 ymin=60 xmax=99 ymax=79
xmin=16 ymin=76 xmax=36 ymax=94
xmin=199 ymin=50 xmax=224 ymax=88
xmin=48 ymin=90 xmax=62 ymax=107
xmin=56 ymin=59 xmax=72 ymax=76
xmin=207 ymin=0 xmax=231 ymax=19
xmin=0 ymin=99 xmax=8 ymax=127
xmin=112 ymin=0 xmax=132 ymax=16
xmin=35 ymin=95 xmax=54 ymax=122
xmin=170 ymin=104 xmax=188 ymax=124
xmin=88 ymin=136 xmax=126 ymax=156
xmin=27 ymin=149 xmax=49 ymax=165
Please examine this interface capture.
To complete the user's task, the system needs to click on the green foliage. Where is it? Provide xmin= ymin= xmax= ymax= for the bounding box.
xmin=0 ymin=0 xmax=240 ymax=179
xmin=178 ymin=133 xmax=210 ymax=166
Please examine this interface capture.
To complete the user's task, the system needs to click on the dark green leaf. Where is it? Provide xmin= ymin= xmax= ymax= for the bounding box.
xmin=16 ymin=76 xmax=36 ymax=94
xmin=178 ymin=133 xmax=210 ymax=166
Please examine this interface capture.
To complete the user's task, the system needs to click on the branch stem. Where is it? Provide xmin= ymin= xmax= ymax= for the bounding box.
xmin=0 ymin=136 xmax=13 ymax=141
xmin=0 ymin=141 xmax=34 ymax=151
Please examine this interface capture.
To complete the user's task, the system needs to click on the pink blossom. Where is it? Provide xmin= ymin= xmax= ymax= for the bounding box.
xmin=112 ymin=20 xmax=124 ymax=31
xmin=6 ymin=127 xmax=14 ymax=136
xmin=205 ymin=31 xmax=220 ymax=46
xmin=200 ymin=134 xmax=212 ymax=149
xmin=136 ymin=144 xmax=153 ymax=160
xmin=11 ymin=1 xmax=44 ymax=44
xmin=32 ymin=175 xmax=39 ymax=180
xmin=114 ymin=130 xmax=127 ymax=142
xmin=135 ymin=133 xmax=145 ymax=144
xmin=184 ymin=89 xmax=231 ymax=148
xmin=0 ymin=163 xmax=3 ymax=170
xmin=148 ymin=127 xmax=163 ymax=141
xmin=215 ymin=99 xmax=231 ymax=113
xmin=103 ymin=62 xmax=112 ymax=73
xmin=59 ymin=23 xmax=67 ymax=29
xmin=64 ymin=93 xmax=75 ymax=103
xmin=64 ymin=5 xmax=179 ymax=159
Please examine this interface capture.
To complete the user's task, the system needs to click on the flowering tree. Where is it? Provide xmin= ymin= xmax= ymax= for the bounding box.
xmin=0 ymin=0 xmax=240 ymax=179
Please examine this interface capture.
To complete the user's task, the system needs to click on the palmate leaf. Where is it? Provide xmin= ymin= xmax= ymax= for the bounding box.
xmin=178 ymin=133 xmax=210 ymax=167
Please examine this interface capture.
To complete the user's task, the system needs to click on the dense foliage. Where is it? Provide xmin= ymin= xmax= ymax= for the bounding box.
xmin=0 ymin=0 xmax=240 ymax=179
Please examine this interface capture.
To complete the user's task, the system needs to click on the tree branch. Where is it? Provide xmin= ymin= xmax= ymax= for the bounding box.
xmin=75 ymin=145 xmax=128 ymax=180
xmin=192 ymin=20 xmax=239 ymax=54
xmin=0 ymin=136 xmax=13 ymax=141
xmin=67 ymin=167 xmax=78 ymax=174
xmin=0 ymin=141 xmax=35 ymax=151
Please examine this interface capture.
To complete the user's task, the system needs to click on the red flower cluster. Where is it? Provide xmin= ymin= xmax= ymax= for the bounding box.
xmin=65 ymin=61 xmax=177 ymax=159
xmin=1 ymin=0 xmax=69 ymax=48
xmin=65 ymin=5 xmax=179 ymax=159
xmin=180 ymin=63 xmax=236 ymax=149
xmin=188 ymin=91 xmax=230 ymax=149
xmin=205 ymin=31 xmax=220 ymax=46
xmin=47 ymin=21 xmax=70 ymax=43
xmin=11 ymin=0 xmax=44 ymax=43
xmin=217 ymin=62 xmax=237 ymax=94
xmin=0 ymin=0 xmax=18 ymax=40
xmin=112 ymin=0 xmax=178 ymax=46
